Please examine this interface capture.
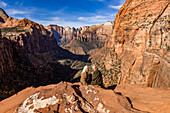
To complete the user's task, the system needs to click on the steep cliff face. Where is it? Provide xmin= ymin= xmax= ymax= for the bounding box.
xmin=1 ymin=18 xmax=59 ymax=54
xmin=0 ymin=30 xmax=14 ymax=76
xmin=0 ymin=9 xmax=88 ymax=100
xmin=45 ymin=25 xmax=77 ymax=46
xmin=47 ymin=22 xmax=114 ymax=55
xmin=0 ymin=8 xmax=8 ymax=24
xmin=105 ymin=0 xmax=170 ymax=87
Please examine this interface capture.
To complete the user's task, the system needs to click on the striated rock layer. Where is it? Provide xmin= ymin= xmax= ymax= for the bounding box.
xmin=0 ymin=30 xmax=14 ymax=76
xmin=0 ymin=82 xmax=170 ymax=113
xmin=46 ymin=21 xmax=114 ymax=55
xmin=104 ymin=0 xmax=170 ymax=88
xmin=0 ymin=8 xmax=88 ymax=100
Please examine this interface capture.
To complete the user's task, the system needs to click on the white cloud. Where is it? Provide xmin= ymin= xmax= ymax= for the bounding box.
xmin=6 ymin=9 xmax=29 ymax=15
xmin=34 ymin=19 xmax=92 ymax=28
xmin=78 ymin=14 xmax=115 ymax=23
xmin=29 ymin=14 xmax=114 ymax=28
xmin=109 ymin=0 xmax=126 ymax=10
xmin=89 ymin=0 xmax=105 ymax=2
xmin=108 ymin=5 xmax=123 ymax=10
xmin=50 ymin=17 xmax=61 ymax=21
xmin=0 ymin=1 xmax=7 ymax=7
xmin=119 ymin=0 xmax=126 ymax=4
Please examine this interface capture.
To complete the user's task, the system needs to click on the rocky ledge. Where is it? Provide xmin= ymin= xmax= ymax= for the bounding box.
xmin=0 ymin=82 xmax=169 ymax=113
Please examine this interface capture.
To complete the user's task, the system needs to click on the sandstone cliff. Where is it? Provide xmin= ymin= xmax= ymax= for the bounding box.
xmin=0 ymin=8 xmax=8 ymax=24
xmin=46 ymin=21 xmax=114 ymax=55
xmin=0 ymin=82 xmax=170 ymax=113
xmin=0 ymin=30 xmax=14 ymax=76
xmin=0 ymin=9 xmax=89 ymax=100
xmin=104 ymin=0 xmax=170 ymax=88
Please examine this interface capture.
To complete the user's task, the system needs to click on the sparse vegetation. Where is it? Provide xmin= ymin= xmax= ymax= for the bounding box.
xmin=167 ymin=46 xmax=170 ymax=52
xmin=148 ymin=14 xmax=152 ymax=17
xmin=153 ymin=19 xmax=157 ymax=25
xmin=1 ymin=27 xmax=27 ymax=33
xmin=92 ymin=53 xmax=121 ymax=87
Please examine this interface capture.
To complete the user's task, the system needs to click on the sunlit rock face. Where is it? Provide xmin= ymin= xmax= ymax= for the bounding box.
xmin=105 ymin=0 xmax=170 ymax=88
xmin=1 ymin=82 xmax=168 ymax=113
xmin=1 ymin=82 xmax=170 ymax=113
xmin=46 ymin=21 xmax=114 ymax=55
xmin=0 ymin=17 xmax=58 ymax=54
xmin=0 ymin=9 xmax=82 ymax=101
xmin=0 ymin=8 xmax=8 ymax=24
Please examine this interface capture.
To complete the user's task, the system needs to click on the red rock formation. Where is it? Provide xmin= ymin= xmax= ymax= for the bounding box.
xmin=46 ymin=21 xmax=114 ymax=55
xmin=0 ymin=17 xmax=59 ymax=54
xmin=114 ymin=84 xmax=170 ymax=113
xmin=104 ymin=0 xmax=170 ymax=87
xmin=0 ymin=82 xmax=169 ymax=113
xmin=0 ymin=9 xmax=81 ymax=100
xmin=45 ymin=25 xmax=77 ymax=46
xmin=0 ymin=8 xmax=8 ymax=24
xmin=0 ymin=30 xmax=14 ymax=76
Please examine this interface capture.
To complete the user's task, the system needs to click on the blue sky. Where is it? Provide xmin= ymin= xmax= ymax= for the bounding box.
xmin=0 ymin=0 xmax=126 ymax=28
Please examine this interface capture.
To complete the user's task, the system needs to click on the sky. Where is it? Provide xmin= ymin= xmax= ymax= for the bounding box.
xmin=0 ymin=0 xmax=126 ymax=28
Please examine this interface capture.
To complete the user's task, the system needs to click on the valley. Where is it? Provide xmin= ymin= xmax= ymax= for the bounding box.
xmin=0 ymin=0 xmax=169 ymax=112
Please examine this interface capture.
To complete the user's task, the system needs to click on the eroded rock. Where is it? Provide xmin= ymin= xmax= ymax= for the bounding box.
xmin=0 ymin=82 xmax=150 ymax=113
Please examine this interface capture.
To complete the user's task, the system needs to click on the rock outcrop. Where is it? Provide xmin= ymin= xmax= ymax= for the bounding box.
xmin=0 ymin=82 xmax=170 ymax=113
xmin=0 ymin=9 xmax=89 ymax=100
xmin=102 ymin=0 xmax=170 ymax=88
xmin=114 ymin=84 xmax=170 ymax=113
xmin=0 ymin=8 xmax=8 ymax=24
xmin=46 ymin=21 xmax=114 ymax=55
xmin=0 ymin=30 xmax=14 ymax=76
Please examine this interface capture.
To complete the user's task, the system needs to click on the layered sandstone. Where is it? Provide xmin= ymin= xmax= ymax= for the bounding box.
xmin=0 ymin=82 xmax=170 ymax=113
xmin=0 ymin=30 xmax=14 ymax=76
xmin=46 ymin=21 xmax=114 ymax=55
xmin=104 ymin=0 xmax=170 ymax=87
xmin=0 ymin=8 xmax=8 ymax=24
xmin=45 ymin=25 xmax=78 ymax=46
xmin=0 ymin=9 xmax=88 ymax=100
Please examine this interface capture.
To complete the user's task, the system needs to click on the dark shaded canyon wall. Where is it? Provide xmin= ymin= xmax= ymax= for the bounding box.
xmin=0 ymin=9 xmax=80 ymax=100
xmin=0 ymin=30 xmax=14 ymax=76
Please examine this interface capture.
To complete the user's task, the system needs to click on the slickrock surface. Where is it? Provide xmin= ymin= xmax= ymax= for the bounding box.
xmin=0 ymin=82 xmax=169 ymax=113
xmin=114 ymin=84 xmax=170 ymax=113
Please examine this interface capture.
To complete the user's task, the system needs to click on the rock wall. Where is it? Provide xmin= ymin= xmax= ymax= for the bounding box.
xmin=0 ymin=8 xmax=8 ymax=24
xmin=0 ymin=17 xmax=59 ymax=54
xmin=0 ymin=30 xmax=14 ymax=76
xmin=0 ymin=9 xmax=84 ymax=100
xmin=106 ymin=0 xmax=170 ymax=88
xmin=46 ymin=22 xmax=114 ymax=55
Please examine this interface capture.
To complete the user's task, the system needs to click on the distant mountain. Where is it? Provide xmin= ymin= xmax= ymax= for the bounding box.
xmin=46 ymin=21 xmax=114 ymax=55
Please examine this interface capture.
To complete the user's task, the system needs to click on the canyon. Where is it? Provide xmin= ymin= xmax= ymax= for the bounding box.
xmin=0 ymin=0 xmax=170 ymax=112
xmin=46 ymin=21 xmax=114 ymax=55
xmin=0 ymin=8 xmax=89 ymax=100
